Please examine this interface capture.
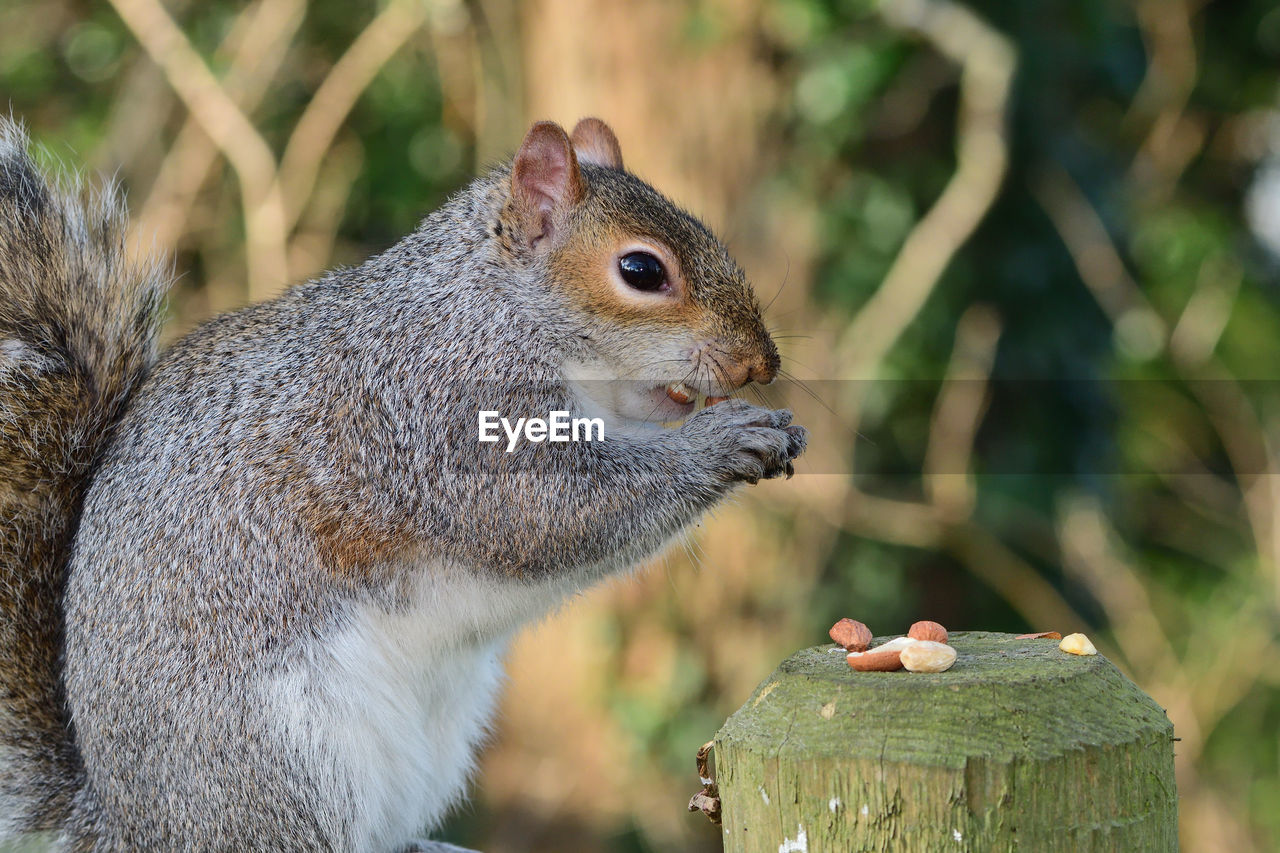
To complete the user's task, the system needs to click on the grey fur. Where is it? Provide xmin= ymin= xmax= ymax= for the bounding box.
xmin=0 ymin=119 xmax=167 ymax=840
xmin=0 ymin=118 xmax=805 ymax=850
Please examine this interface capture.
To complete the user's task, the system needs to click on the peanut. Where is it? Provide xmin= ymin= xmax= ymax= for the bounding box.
xmin=1059 ymin=633 xmax=1097 ymax=656
xmin=900 ymin=640 xmax=957 ymax=673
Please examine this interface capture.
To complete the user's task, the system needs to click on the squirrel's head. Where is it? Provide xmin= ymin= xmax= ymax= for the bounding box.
xmin=500 ymin=118 xmax=780 ymax=425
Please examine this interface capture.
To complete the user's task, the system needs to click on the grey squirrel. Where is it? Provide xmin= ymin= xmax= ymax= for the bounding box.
xmin=0 ymin=116 xmax=806 ymax=851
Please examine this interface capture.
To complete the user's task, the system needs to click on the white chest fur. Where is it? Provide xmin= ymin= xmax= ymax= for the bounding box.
xmin=264 ymin=563 xmax=588 ymax=851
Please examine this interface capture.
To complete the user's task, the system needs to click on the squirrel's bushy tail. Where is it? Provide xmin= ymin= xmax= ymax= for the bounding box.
xmin=0 ymin=119 xmax=167 ymax=836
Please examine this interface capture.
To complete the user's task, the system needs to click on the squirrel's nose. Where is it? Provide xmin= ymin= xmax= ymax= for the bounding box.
xmin=748 ymin=343 xmax=780 ymax=385
xmin=748 ymin=358 xmax=777 ymax=386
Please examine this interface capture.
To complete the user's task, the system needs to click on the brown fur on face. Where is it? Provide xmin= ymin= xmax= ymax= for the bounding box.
xmin=547 ymin=157 xmax=777 ymax=388
xmin=549 ymin=221 xmax=700 ymax=328
xmin=498 ymin=119 xmax=779 ymax=392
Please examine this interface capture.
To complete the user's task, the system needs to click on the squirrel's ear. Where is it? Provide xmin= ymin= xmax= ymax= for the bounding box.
xmin=570 ymin=118 xmax=623 ymax=171
xmin=510 ymin=121 xmax=584 ymax=251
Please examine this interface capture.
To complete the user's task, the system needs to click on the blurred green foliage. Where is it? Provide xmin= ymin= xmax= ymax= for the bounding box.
xmin=3 ymin=0 xmax=1279 ymax=849
xmin=785 ymin=1 xmax=1280 ymax=847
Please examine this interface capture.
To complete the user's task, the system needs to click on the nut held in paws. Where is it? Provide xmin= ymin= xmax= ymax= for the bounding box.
xmin=829 ymin=618 xmax=872 ymax=652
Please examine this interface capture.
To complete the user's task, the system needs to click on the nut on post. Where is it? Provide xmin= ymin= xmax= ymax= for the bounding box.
xmin=846 ymin=647 xmax=905 ymax=672
xmin=829 ymin=618 xmax=872 ymax=652
xmin=907 ymin=620 xmax=948 ymax=644
xmin=1059 ymin=633 xmax=1097 ymax=656
xmin=900 ymin=640 xmax=957 ymax=673
xmin=869 ymin=636 xmax=917 ymax=654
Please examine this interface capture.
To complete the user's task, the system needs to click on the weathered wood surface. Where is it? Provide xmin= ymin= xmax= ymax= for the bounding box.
xmin=713 ymin=632 xmax=1177 ymax=852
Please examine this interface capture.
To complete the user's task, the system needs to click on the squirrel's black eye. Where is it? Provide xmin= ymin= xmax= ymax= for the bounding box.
xmin=618 ymin=252 xmax=667 ymax=292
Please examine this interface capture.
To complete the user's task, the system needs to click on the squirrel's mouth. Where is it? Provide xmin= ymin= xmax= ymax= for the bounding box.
xmin=566 ymin=368 xmax=737 ymax=428
xmin=636 ymin=381 xmax=730 ymax=423
xmin=663 ymin=381 xmax=729 ymax=407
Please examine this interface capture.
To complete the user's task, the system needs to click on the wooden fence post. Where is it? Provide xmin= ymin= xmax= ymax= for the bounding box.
xmin=702 ymin=632 xmax=1177 ymax=851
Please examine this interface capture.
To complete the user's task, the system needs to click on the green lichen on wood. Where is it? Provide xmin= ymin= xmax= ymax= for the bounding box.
xmin=713 ymin=632 xmax=1177 ymax=852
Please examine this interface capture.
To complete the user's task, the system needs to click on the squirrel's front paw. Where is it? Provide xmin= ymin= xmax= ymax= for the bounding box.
xmin=682 ymin=399 xmax=807 ymax=485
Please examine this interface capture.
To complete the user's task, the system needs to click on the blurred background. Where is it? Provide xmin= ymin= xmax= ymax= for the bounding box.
xmin=5 ymin=0 xmax=1279 ymax=849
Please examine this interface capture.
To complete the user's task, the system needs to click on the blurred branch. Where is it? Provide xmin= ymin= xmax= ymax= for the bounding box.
xmin=1052 ymin=492 xmax=1277 ymax=830
xmin=1036 ymin=147 xmax=1280 ymax=608
xmin=923 ymin=304 xmax=1001 ymax=520
xmin=826 ymin=1 xmax=1079 ymax=638
xmin=839 ymin=499 xmax=1091 ymax=633
xmin=835 ymin=0 xmax=1015 ymax=379
xmin=1181 ymin=600 xmax=1276 ymax=741
xmin=108 ymin=0 xmax=290 ymax=300
xmin=1127 ymin=0 xmax=1208 ymax=194
xmin=465 ymin=0 xmax=522 ymax=165
xmin=839 ymin=492 xmax=1091 ymax=631
xmin=944 ymin=523 xmax=1090 ymax=632
xmin=838 ymin=298 xmax=1088 ymax=632
xmin=276 ymin=0 xmax=429 ymax=229
xmin=1059 ymin=492 xmax=1274 ymax=804
xmin=135 ymin=0 xmax=305 ymax=255
xmin=1182 ymin=368 xmax=1280 ymax=605
xmin=829 ymin=1 xmax=1018 ymax=604
xmin=96 ymin=48 xmax=174 ymax=177
xmin=427 ymin=5 xmax=482 ymax=156
xmin=287 ymin=139 xmax=365 ymax=281
xmin=120 ymin=0 xmax=432 ymax=300
xmin=1031 ymin=164 xmax=1168 ymax=360
xmin=1056 ymin=496 xmax=1200 ymax=754
xmin=842 ymin=494 xmax=944 ymax=550
xmin=1169 ymin=257 xmax=1241 ymax=367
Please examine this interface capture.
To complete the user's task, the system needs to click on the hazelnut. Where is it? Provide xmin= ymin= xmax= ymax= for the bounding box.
xmin=1059 ymin=633 xmax=1097 ymax=656
xmin=907 ymin=620 xmax=948 ymax=644
xmin=829 ymin=618 xmax=872 ymax=652
xmin=900 ymin=640 xmax=957 ymax=673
